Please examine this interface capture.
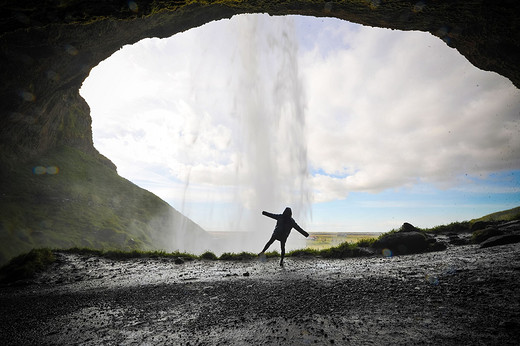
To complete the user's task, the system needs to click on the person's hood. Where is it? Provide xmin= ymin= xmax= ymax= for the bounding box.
xmin=283 ymin=207 xmax=292 ymax=217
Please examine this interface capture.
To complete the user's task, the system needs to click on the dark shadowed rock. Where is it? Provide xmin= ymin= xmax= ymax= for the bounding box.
xmin=400 ymin=222 xmax=418 ymax=232
xmin=480 ymin=234 xmax=520 ymax=248
xmin=373 ymin=230 xmax=429 ymax=255
xmin=498 ymin=220 xmax=520 ymax=233
xmin=472 ymin=227 xmax=503 ymax=244
xmin=372 ymin=223 xmax=448 ymax=255
xmin=429 ymin=241 xmax=448 ymax=251
xmin=471 ymin=221 xmax=490 ymax=232
xmin=448 ymin=234 xmax=469 ymax=246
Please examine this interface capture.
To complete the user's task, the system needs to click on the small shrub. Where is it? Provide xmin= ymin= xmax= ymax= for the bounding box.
xmin=200 ymin=251 xmax=218 ymax=260
xmin=61 ymin=248 xmax=197 ymax=261
xmin=319 ymin=242 xmax=359 ymax=259
xmin=167 ymin=251 xmax=197 ymax=261
xmin=426 ymin=222 xmax=471 ymax=234
xmin=356 ymin=238 xmax=376 ymax=247
xmin=287 ymin=248 xmax=319 ymax=257
xmin=264 ymin=251 xmax=279 ymax=258
xmin=376 ymin=228 xmax=399 ymax=240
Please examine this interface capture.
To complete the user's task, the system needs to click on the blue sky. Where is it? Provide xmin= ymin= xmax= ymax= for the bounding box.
xmin=80 ymin=14 xmax=520 ymax=240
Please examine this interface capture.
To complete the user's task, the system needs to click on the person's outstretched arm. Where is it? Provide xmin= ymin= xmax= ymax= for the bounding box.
xmin=262 ymin=211 xmax=280 ymax=220
xmin=292 ymin=221 xmax=309 ymax=237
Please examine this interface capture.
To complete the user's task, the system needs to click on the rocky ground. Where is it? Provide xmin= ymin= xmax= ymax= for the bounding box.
xmin=1 ymin=239 xmax=519 ymax=345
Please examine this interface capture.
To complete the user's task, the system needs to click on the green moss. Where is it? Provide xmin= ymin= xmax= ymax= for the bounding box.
xmin=0 ymin=248 xmax=55 ymax=283
xmin=471 ymin=228 xmax=503 ymax=244
xmin=423 ymin=221 xmax=472 ymax=234
xmin=0 ymin=145 xmax=189 ymax=265
xmin=287 ymin=248 xmax=319 ymax=257
xmin=471 ymin=206 xmax=520 ymax=223
xmin=219 ymin=251 xmax=257 ymax=261
xmin=319 ymin=241 xmax=362 ymax=259
xmin=61 ymin=247 xmax=103 ymax=256
xmin=355 ymin=237 xmax=376 ymax=247
xmin=61 ymin=247 xmax=197 ymax=260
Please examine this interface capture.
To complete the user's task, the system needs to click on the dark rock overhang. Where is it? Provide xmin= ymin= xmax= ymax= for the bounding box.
xmin=1 ymin=0 xmax=519 ymax=158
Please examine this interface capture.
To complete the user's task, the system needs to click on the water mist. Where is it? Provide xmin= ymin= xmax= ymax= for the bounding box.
xmin=224 ymin=15 xmax=312 ymax=254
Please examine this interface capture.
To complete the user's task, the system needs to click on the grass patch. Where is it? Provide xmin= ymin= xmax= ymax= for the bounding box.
xmin=471 ymin=227 xmax=503 ymax=244
xmin=0 ymin=145 xmax=207 ymax=266
xmin=319 ymin=242 xmax=366 ymax=259
xmin=219 ymin=252 xmax=257 ymax=261
xmin=290 ymin=239 xmax=374 ymax=259
xmin=471 ymin=206 xmax=520 ymax=223
xmin=287 ymin=248 xmax=320 ymax=257
xmin=62 ymin=247 xmax=198 ymax=261
xmin=61 ymin=247 xmax=104 ymax=257
xmin=355 ymin=237 xmax=376 ymax=247
xmin=423 ymin=221 xmax=472 ymax=234
xmin=0 ymin=248 xmax=55 ymax=283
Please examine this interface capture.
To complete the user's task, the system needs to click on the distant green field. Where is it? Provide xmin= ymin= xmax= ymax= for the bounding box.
xmin=306 ymin=232 xmax=381 ymax=250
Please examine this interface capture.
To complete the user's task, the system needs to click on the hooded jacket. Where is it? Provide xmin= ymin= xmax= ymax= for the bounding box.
xmin=262 ymin=207 xmax=309 ymax=242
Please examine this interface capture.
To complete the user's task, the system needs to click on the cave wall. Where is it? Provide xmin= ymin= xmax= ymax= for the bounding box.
xmin=1 ymin=0 xmax=519 ymax=160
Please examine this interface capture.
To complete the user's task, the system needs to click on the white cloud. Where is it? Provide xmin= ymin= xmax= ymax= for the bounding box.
xmin=302 ymin=23 xmax=520 ymax=202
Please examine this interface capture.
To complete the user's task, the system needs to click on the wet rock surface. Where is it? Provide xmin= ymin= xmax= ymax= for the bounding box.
xmin=1 ymin=242 xmax=519 ymax=345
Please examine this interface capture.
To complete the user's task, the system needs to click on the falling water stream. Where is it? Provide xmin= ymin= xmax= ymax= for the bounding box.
xmin=218 ymin=15 xmax=312 ymax=253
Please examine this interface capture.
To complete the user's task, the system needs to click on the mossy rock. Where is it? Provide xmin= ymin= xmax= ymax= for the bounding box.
xmin=0 ymin=248 xmax=56 ymax=283
xmin=471 ymin=227 xmax=503 ymax=244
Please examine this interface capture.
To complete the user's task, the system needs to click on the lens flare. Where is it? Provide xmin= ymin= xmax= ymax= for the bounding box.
xmin=382 ymin=248 xmax=392 ymax=257
xmin=65 ymin=44 xmax=78 ymax=56
xmin=33 ymin=166 xmax=46 ymax=175
xmin=33 ymin=166 xmax=59 ymax=175
xmin=128 ymin=1 xmax=138 ymax=12
xmin=425 ymin=274 xmax=439 ymax=286
xmin=20 ymin=91 xmax=35 ymax=102
xmin=46 ymin=70 xmax=60 ymax=82
xmin=413 ymin=1 xmax=426 ymax=12
xmin=46 ymin=166 xmax=59 ymax=175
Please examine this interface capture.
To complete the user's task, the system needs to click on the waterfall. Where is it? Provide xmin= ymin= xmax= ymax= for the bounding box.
xmin=228 ymin=15 xmax=312 ymax=252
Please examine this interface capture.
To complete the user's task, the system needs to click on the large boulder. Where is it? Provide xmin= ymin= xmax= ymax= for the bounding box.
xmin=471 ymin=227 xmax=503 ymax=244
xmin=480 ymin=234 xmax=520 ymax=248
xmin=372 ymin=224 xmax=430 ymax=255
xmin=372 ymin=223 xmax=447 ymax=255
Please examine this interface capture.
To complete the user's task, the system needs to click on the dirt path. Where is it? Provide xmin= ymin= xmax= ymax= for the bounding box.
xmin=1 ymin=243 xmax=519 ymax=345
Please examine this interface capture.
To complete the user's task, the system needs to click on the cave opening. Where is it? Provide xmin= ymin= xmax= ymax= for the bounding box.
xmin=79 ymin=13 xmax=520 ymax=254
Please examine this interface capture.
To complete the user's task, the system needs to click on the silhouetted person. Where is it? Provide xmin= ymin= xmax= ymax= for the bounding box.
xmin=259 ymin=207 xmax=309 ymax=266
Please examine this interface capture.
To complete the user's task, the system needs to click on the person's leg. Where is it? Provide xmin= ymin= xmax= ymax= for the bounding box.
xmin=260 ymin=235 xmax=276 ymax=254
xmin=279 ymin=240 xmax=286 ymax=266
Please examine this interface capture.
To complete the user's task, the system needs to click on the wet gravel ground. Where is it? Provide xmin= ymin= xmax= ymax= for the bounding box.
xmin=1 ymin=242 xmax=519 ymax=345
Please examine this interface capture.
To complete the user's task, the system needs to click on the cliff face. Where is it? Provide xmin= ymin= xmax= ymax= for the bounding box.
xmin=0 ymin=1 xmax=518 ymax=264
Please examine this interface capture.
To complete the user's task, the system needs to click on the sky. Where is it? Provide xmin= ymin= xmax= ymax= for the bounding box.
xmin=80 ymin=14 xmax=520 ymax=240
